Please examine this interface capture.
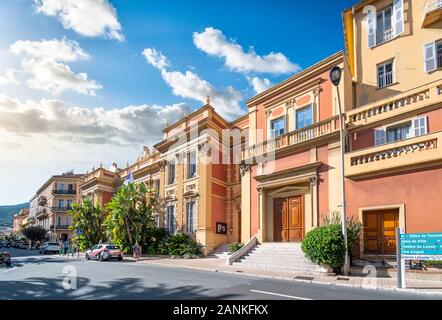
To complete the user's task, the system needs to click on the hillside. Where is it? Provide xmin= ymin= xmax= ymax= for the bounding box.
xmin=0 ymin=203 xmax=29 ymax=227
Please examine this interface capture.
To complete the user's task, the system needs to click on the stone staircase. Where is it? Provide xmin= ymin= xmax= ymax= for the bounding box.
xmin=208 ymin=244 xmax=230 ymax=259
xmin=231 ymin=242 xmax=324 ymax=274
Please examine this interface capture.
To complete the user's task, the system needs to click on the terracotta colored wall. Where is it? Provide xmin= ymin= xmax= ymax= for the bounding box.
xmin=274 ymin=150 xmax=310 ymax=172
xmin=351 ymin=128 xmax=374 ymax=151
xmin=317 ymin=145 xmax=329 ymax=219
xmin=211 ymin=196 xmax=226 ymax=230
xmin=351 ymin=107 xmax=442 ymax=152
xmin=425 ymin=107 xmax=442 ymax=133
xmin=211 ymin=183 xmax=227 ymax=197
xmin=102 ymin=191 xmax=114 ymax=207
xmin=319 ymin=70 xmax=333 ymax=121
xmin=346 ymin=166 xmax=442 ymax=233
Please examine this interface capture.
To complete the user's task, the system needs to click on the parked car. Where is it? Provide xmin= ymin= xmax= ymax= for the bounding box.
xmin=0 ymin=251 xmax=11 ymax=267
xmin=19 ymin=242 xmax=29 ymax=249
xmin=40 ymin=242 xmax=60 ymax=254
xmin=86 ymin=244 xmax=123 ymax=262
xmin=1 ymin=241 xmax=11 ymax=248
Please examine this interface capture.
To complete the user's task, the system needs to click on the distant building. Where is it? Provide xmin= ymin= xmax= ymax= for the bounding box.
xmin=28 ymin=173 xmax=84 ymax=241
xmin=13 ymin=208 xmax=29 ymax=233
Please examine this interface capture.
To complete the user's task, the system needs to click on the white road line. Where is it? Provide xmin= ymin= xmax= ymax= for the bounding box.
xmin=1 ymin=267 xmax=17 ymax=274
xmin=250 ymin=289 xmax=313 ymax=300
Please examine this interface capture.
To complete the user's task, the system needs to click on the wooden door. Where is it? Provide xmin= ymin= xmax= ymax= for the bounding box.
xmin=274 ymin=196 xmax=304 ymax=242
xmin=363 ymin=210 xmax=399 ymax=255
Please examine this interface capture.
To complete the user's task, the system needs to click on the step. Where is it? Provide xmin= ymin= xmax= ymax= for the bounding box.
xmin=232 ymin=262 xmax=323 ymax=273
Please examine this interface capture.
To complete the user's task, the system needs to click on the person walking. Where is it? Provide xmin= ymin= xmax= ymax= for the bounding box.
xmin=69 ymin=241 xmax=75 ymax=257
xmin=133 ymin=242 xmax=140 ymax=261
xmin=63 ymin=239 xmax=69 ymax=256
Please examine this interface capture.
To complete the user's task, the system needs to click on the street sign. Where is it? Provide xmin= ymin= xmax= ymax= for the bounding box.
xmin=76 ymin=229 xmax=83 ymax=235
xmin=400 ymin=232 xmax=442 ymax=260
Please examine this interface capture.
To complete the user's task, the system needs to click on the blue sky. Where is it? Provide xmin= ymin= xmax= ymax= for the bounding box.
xmin=0 ymin=0 xmax=355 ymax=204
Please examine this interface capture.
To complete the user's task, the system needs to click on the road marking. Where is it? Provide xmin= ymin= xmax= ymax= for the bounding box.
xmin=1 ymin=267 xmax=17 ymax=274
xmin=250 ymin=289 xmax=313 ymax=300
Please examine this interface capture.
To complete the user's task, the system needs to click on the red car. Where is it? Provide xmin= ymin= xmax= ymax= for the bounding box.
xmin=85 ymin=244 xmax=123 ymax=262
xmin=0 ymin=251 xmax=11 ymax=267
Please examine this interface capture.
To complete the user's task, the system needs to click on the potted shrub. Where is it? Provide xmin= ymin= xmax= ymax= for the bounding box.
xmin=301 ymin=224 xmax=346 ymax=274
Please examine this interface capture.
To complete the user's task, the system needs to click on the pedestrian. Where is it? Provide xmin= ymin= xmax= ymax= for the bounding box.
xmin=137 ymin=243 xmax=142 ymax=260
xmin=133 ymin=242 xmax=139 ymax=261
xmin=59 ymin=241 xmax=63 ymax=255
xmin=69 ymin=241 xmax=75 ymax=257
xmin=63 ymin=240 xmax=68 ymax=256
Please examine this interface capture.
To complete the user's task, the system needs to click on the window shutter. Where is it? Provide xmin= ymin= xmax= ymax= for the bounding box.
xmin=424 ymin=42 xmax=436 ymax=73
xmin=393 ymin=0 xmax=404 ymax=37
xmin=367 ymin=9 xmax=377 ymax=48
xmin=374 ymin=128 xmax=386 ymax=145
xmin=413 ymin=116 xmax=428 ymax=137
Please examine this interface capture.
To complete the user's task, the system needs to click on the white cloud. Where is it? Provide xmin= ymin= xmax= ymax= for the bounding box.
xmin=249 ymin=77 xmax=272 ymax=94
xmin=9 ymin=38 xmax=89 ymax=62
xmin=193 ymin=27 xmax=300 ymax=75
xmin=10 ymin=38 xmax=101 ymax=96
xmin=34 ymin=0 xmax=124 ymax=41
xmin=142 ymin=48 xmax=169 ymax=70
xmin=143 ymin=47 xmax=245 ymax=120
xmin=0 ymin=94 xmax=191 ymax=204
xmin=0 ymin=94 xmax=191 ymax=145
xmin=0 ymin=69 xmax=19 ymax=85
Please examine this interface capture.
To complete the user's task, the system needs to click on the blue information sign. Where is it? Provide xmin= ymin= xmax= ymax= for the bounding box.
xmin=400 ymin=232 xmax=442 ymax=260
xmin=76 ymin=229 xmax=83 ymax=235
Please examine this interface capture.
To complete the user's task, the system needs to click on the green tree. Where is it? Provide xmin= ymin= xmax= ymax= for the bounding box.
xmin=69 ymin=197 xmax=107 ymax=251
xmin=105 ymin=182 xmax=157 ymax=253
xmin=22 ymin=226 xmax=46 ymax=244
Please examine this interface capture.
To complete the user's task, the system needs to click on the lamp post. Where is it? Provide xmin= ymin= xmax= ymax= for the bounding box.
xmin=329 ymin=65 xmax=350 ymax=275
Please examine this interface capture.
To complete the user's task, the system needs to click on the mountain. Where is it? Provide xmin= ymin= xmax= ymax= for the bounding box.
xmin=0 ymin=203 xmax=29 ymax=227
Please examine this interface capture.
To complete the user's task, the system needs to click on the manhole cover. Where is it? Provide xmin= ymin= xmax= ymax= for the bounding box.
xmin=294 ymin=276 xmax=314 ymax=281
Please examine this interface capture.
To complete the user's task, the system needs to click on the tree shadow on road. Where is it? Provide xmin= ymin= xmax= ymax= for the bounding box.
xmin=0 ymin=276 xmax=238 ymax=300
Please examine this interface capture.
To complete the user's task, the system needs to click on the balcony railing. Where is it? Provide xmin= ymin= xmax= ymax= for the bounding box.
xmin=423 ymin=0 xmax=442 ymax=27
xmin=50 ymin=225 xmax=71 ymax=230
xmin=52 ymin=189 xmax=76 ymax=195
xmin=377 ymin=71 xmax=393 ymax=88
xmin=35 ymin=207 xmax=47 ymax=217
xmin=51 ymin=206 xmax=71 ymax=212
xmin=347 ymin=80 xmax=442 ymax=127
xmin=345 ymin=131 xmax=442 ymax=179
xmin=242 ymin=116 xmax=339 ymax=160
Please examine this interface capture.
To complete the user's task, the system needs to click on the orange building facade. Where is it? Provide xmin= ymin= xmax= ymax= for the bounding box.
xmin=26 ymin=0 xmax=441 ymax=259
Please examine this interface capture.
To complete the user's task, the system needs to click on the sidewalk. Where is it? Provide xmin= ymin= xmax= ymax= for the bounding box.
xmin=125 ymin=255 xmax=442 ymax=296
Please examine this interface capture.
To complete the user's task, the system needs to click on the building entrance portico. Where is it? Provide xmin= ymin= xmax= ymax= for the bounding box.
xmin=253 ymin=162 xmax=321 ymax=243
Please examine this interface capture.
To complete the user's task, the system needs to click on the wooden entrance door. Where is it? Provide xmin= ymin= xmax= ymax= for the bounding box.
xmin=363 ymin=209 xmax=399 ymax=256
xmin=274 ymin=196 xmax=304 ymax=242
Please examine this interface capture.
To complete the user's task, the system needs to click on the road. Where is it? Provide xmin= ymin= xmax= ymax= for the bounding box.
xmin=0 ymin=248 xmax=440 ymax=300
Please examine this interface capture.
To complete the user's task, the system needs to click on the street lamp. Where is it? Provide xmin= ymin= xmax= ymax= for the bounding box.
xmin=329 ymin=65 xmax=350 ymax=275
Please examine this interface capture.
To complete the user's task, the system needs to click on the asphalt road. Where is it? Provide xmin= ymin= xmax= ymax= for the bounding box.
xmin=0 ymin=248 xmax=440 ymax=300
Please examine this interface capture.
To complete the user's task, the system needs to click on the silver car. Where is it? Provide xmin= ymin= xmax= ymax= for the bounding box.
xmin=40 ymin=242 xmax=60 ymax=254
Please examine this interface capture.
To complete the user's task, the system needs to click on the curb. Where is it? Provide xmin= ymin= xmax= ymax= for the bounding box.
xmin=137 ymin=260 xmax=442 ymax=296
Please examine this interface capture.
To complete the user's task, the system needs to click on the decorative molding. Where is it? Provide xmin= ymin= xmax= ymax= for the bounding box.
xmin=158 ymin=160 xmax=167 ymax=171
xmin=309 ymin=176 xmax=318 ymax=186
xmin=285 ymin=98 xmax=296 ymax=108
xmin=239 ymin=163 xmax=252 ymax=177
xmin=198 ymin=141 xmax=212 ymax=156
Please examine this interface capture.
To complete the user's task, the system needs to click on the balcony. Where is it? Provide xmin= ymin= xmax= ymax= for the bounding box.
xmin=242 ymin=116 xmax=339 ymax=161
xmin=50 ymin=225 xmax=71 ymax=230
xmin=422 ymin=0 xmax=442 ymax=28
xmin=35 ymin=207 xmax=47 ymax=218
xmin=51 ymin=206 xmax=71 ymax=212
xmin=52 ymin=189 xmax=76 ymax=195
xmin=347 ymin=80 xmax=442 ymax=128
xmin=345 ymin=131 xmax=442 ymax=179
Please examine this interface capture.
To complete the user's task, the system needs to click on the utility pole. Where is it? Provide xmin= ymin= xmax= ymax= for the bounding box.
xmin=330 ymin=66 xmax=350 ymax=275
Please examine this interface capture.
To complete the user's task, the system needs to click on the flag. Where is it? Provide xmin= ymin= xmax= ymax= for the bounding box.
xmin=124 ymin=171 xmax=134 ymax=185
